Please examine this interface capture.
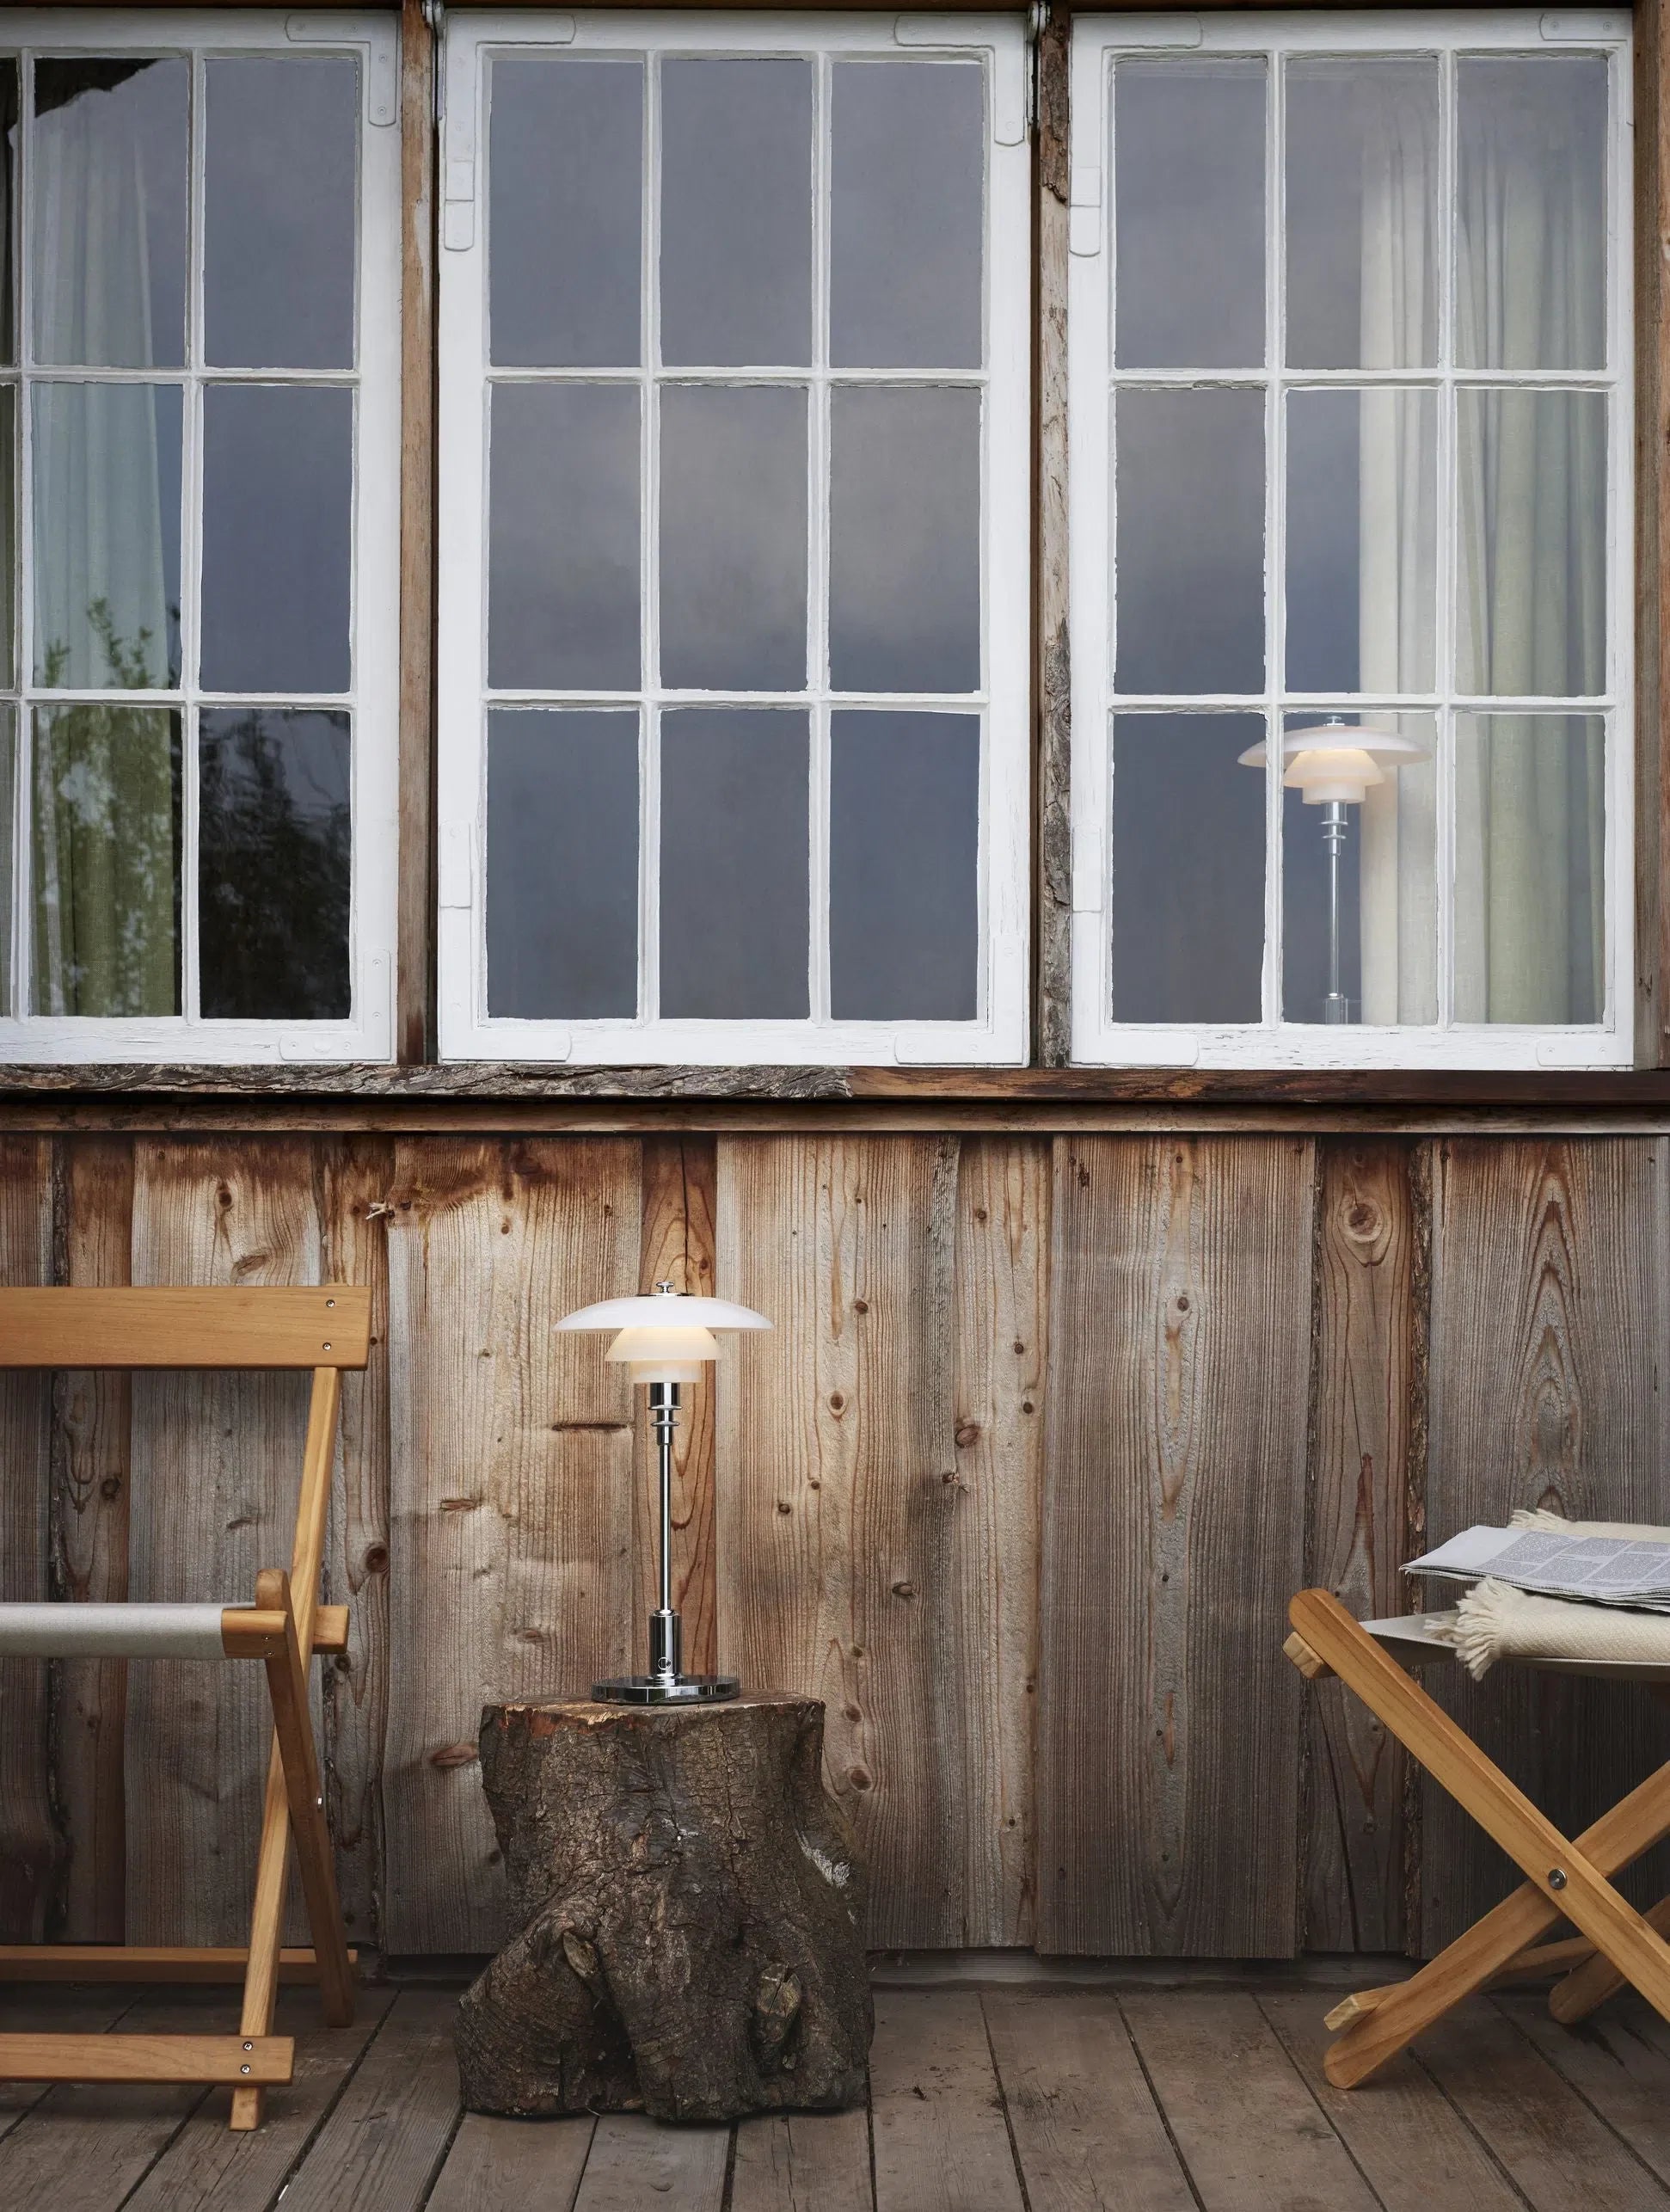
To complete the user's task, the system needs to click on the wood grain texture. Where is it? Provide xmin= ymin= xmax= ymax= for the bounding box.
xmin=1637 ymin=0 xmax=1670 ymax=1066
xmin=427 ymin=2111 xmax=595 ymax=2212
xmin=383 ymin=1140 xmax=640 ymax=1953
xmin=1302 ymin=1141 xmax=1424 ymax=1953
xmin=397 ymin=0 xmax=436 ymax=1066
xmin=1036 ymin=1138 xmax=1314 ymax=1955
xmin=262 ymin=1988 xmax=461 ymax=2212
xmin=1496 ymin=1990 xmax=1670 ymax=2190
xmin=572 ymin=2117 xmax=729 ymax=2212
xmin=1121 ymin=1992 xmax=1378 ymax=2212
xmin=730 ymin=2109 xmax=874 ymax=2212
xmin=1262 ymin=1990 xmax=1524 ymax=2212
xmin=1423 ymin=1139 xmax=1670 ymax=1952
xmin=0 ymin=1139 xmax=58 ymax=1942
xmin=49 ymin=1140 xmax=134 ymax=1944
xmin=983 ymin=1992 xmax=1194 ymax=2212
xmin=637 ymin=1137 xmax=719 ymax=1676
xmin=716 ymin=1137 xmax=1043 ymax=1947
xmin=1035 ymin=4 xmax=1071 ymax=1070
xmin=318 ymin=1139 xmax=395 ymax=1949
xmin=124 ymin=1141 xmax=322 ymax=1946
xmin=869 ymin=1990 xmax=1024 ymax=2212
xmin=1419 ymin=2001 xmax=1670 ymax=2212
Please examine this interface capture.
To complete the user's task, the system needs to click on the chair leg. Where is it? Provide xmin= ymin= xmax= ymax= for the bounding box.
xmin=229 ymin=1570 xmax=353 ymax=2131
xmin=1289 ymin=1589 xmax=1670 ymax=2085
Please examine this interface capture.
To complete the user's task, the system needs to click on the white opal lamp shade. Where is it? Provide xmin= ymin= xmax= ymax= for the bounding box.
xmin=1237 ymin=719 xmax=1429 ymax=807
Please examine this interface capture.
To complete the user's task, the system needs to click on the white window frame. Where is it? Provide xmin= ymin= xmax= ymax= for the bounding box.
xmin=436 ymin=10 xmax=1030 ymax=1066
xmin=0 ymin=8 xmax=401 ymax=1065
xmin=1068 ymin=8 xmax=1635 ymax=1071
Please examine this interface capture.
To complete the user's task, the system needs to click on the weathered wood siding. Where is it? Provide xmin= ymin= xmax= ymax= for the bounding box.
xmin=0 ymin=1129 xmax=1663 ymax=1959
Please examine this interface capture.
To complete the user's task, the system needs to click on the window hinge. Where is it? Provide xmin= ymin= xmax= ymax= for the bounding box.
xmin=423 ymin=0 xmax=445 ymax=126
xmin=1026 ymin=1 xmax=1048 ymax=141
xmin=1069 ymin=165 xmax=1102 ymax=258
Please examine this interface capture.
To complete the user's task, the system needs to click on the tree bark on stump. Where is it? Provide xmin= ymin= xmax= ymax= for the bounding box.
xmin=456 ymin=1693 xmax=872 ymax=2123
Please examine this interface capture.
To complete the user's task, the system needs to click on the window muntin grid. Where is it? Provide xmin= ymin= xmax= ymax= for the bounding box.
xmin=0 ymin=8 xmax=400 ymax=1064
xmin=1067 ymin=9 xmax=1633 ymax=1071
xmin=436 ymin=13 xmax=1031 ymax=1067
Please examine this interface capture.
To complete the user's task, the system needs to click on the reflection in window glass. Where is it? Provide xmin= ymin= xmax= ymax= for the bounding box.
xmin=1110 ymin=715 xmax=1264 ymax=1023
xmin=830 ymin=712 xmax=978 ymax=1020
xmin=200 ymin=384 xmax=352 ymax=694
xmin=33 ymin=380 xmax=181 ymax=687
xmin=31 ymin=704 xmax=179 ymax=1015
xmin=487 ymin=710 xmax=639 ymax=1018
xmin=33 ymin=58 xmax=187 ymax=368
xmin=205 ymin=58 xmax=358 ymax=371
xmin=0 ymin=387 xmax=14 ymax=690
xmin=488 ymin=56 xmax=642 ymax=369
xmin=1114 ymin=58 xmax=1264 ymax=369
xmin=1115 ymin=387 xmax=1264 ymax=696
xmin=199 ymin=710 xmax=350 ymax=1018
xmin=1286 ymin=58 xmax=1440 ymax=371
xmin=0 ymin=708 xmax=11 ymax=1005
xmin=660 ymin=385 xmax=807 ymax=691
xmin=662 ymin=60 xmax=812 ymax=368
xmin=660 ymin=710 xmax=808 ymax=1018
xmin=829 ymin=386 xmax=979 ymax=693
xmin=1277 ymin=713 xmax=1436 ymax=1026
xmin=1455 ymin=713 xmax=1604 ymax=1024
xmin=0 ymin=61 xmax=16 ymax=365
xmin=1286 ymin=388 xmax=1435 ymax=697
xmin=1458 ymin=56 xmax=1606 ymax=372
xmin=1456 ymin=388 xmax=1606 ymax=699
xmin=831 ymin=61 xmax=982 ymax=370
xmin=489 ymin=382 xmax=640 ymax=691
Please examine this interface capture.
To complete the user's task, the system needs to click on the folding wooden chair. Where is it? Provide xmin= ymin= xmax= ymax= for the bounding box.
xmin=0 ymin=1286 xmax=370 ymax=2129
xmin=1286 ymin=1587 xmax=1670 ymax=2087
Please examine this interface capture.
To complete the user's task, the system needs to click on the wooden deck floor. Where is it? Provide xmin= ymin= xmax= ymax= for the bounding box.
xmin=7 ymin=1973 xmax=1670 ymax=2210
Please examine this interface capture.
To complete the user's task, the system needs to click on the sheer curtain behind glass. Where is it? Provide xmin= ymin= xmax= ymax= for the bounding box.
xmin=29 ymin=61 xmax=181 ymax=1017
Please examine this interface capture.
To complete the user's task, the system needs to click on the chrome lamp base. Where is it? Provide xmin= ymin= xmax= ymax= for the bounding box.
xmin=592 ymin=1597 xmax=740 ymax=1705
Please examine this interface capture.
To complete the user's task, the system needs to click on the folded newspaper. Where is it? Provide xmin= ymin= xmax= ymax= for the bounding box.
xmin=1405 ymin=1521 xmax=1670 ymax=1613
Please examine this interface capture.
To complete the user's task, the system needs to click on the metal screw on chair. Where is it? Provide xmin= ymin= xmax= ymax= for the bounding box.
xmin=240 ymin=2064 xmax=251 ymax=2075
xmin=1548 ymin=1869 xmax=1569 ymax=1889
xmin=243 ymin=2042 xmax=253 ymax=2051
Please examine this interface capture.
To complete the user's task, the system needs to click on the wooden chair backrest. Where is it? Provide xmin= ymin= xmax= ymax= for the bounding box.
xmin=0 ymin=1287 xmax=371 ymax=1371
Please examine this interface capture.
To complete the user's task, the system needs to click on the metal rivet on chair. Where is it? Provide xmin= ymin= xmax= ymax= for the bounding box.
xmin=1548 ymin=1869 xmax=1569 ymax=1889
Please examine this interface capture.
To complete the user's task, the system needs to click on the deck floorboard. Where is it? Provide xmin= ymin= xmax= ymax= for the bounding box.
xmin=3 ymin=1971 xmax=1670 ymax=2209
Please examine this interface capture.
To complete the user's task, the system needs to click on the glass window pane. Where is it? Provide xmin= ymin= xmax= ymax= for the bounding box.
xmin=1286 ymin=58 xmax=1440 ymax=371
xmin=829 ymin=386 xmax=979 ymax=693
xmin=33 ymin=58 xmax=187 ymax=369
xmin=661 ymin=60 xmax=812 ymax=369
xmin=0 ymin=61 xmax=18 ymax=365
xmin=660 ymin=385 xmax=806 ymax=691
xmin=1458 ymin=56 xmax=1606 ymax=372
xmin=33 ymin=381 xmax=181 ymax=687
xmin=489 ymin=56 xmax=642 ymax=370
xmin=830 ymin=62 xmax=982 ymax=371
xmin=0 ymin=384 xmax=14 ymax=689
xmin=486 ymin=709 xmax=639 ymax=1018
xmin=489 ymin=384 xmax=640 ymax=692
xmin=1115 ymin=388 xmax=1264 ymax=696
xmin=829 ymin=710 xmax=978 ymax=1020
xmin=1455 ymin=712 xmax=1604 ymax=1024
xmin=1278 ymin=712 xmax=1436 ymax=1025
xmin=1456 ymin=389 xmax=1606 ymax=698
xmin=31 ymin=703 xmax=179 ymax=1016
xmin=1114 ymin=58 xmax=1264 ymax=370
xmin=199 ymin=709 xmax=350 ymax=1019
xmin=1110 ymin=714 xmax=1264 ymax=1023
xmin=205 ymin=58 xmax=358 ymax=372
xmin=200 ymin=384 xmax=351 ymax=694
xmin=660 ymin=709 xmax=808 ymax=1018
xmin=1286 ymin=388 xmax=1435 ymax=696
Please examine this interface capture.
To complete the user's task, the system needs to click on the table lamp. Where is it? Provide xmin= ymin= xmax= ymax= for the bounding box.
xmin=556 ymin=1281 xmax=771 ymax=1703
xmin=1238 ymin=720 xmax=1428 ymax=1023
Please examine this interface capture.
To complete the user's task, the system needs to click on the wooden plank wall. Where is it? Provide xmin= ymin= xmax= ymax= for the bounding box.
xmin=0 ymin=1129 xmax=1664 ymax=1960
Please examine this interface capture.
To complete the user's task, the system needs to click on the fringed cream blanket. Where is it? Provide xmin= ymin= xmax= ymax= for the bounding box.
xmin=1447 ymin=1508 xmax=1670 ymax=1681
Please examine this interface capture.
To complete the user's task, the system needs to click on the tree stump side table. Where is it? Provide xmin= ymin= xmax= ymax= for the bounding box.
xmin=456 ymin=1693 xmax=872 ymax=2123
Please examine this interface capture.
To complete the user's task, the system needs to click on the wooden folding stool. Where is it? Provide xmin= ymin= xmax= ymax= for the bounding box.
xmin=0 ymin=1286 xmax=371 ymax=2129
xmin=1285 ymin=1587 xmax=1670 ymax=2087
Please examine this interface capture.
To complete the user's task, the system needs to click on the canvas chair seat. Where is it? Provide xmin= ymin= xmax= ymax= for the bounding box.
xmin=1286 ymin=1587 xmax=1670 ymax=2088
xmin=0 ymin=1285 xmax=371 ymax=2130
